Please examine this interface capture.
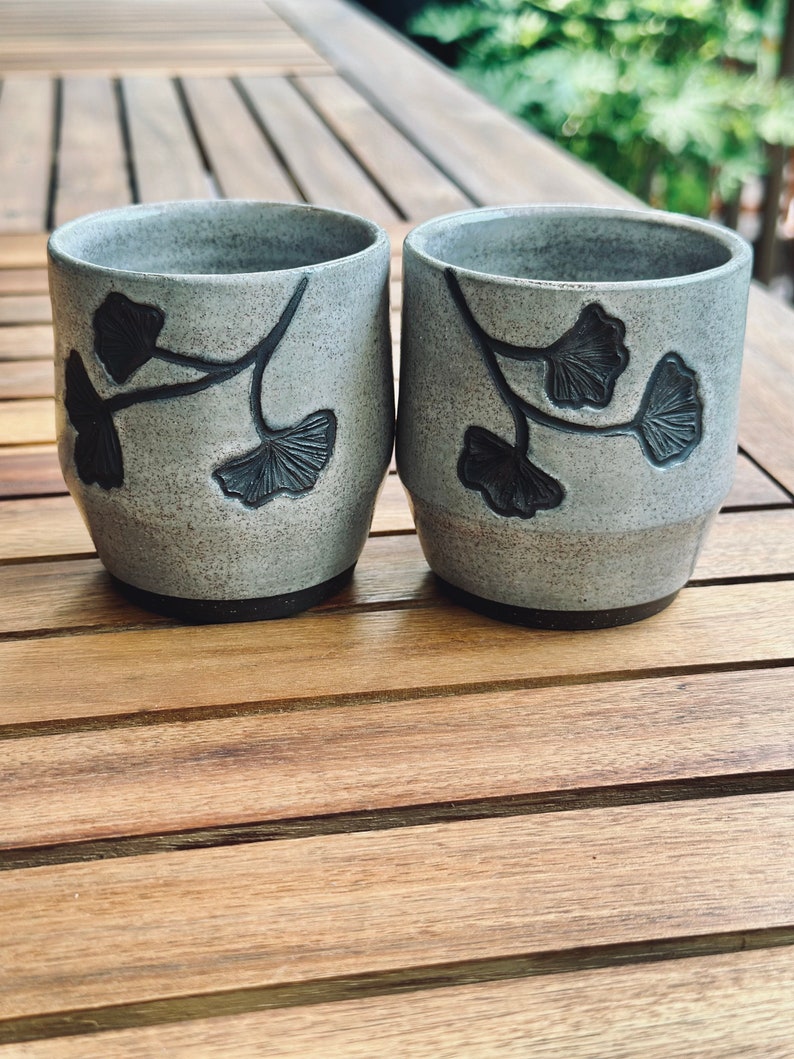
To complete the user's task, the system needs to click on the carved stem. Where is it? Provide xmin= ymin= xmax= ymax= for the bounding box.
xmin=106 ymin=276 xmax=309 ymax=416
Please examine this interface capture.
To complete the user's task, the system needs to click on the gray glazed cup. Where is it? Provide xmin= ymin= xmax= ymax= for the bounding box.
xmin=397 ymin=205 xmax=752 ymax=629
xmin=48 ymin=200 xmax=393 ymax=621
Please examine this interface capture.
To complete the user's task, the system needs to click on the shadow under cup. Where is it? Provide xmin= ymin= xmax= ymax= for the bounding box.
xmin=397 ymin=205 xmax=753 ymax=629
xmin=48 ymin=200 xmax=394 ymax=622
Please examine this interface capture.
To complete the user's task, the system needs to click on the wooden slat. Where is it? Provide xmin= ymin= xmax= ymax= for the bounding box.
xmin=0 ymin=474 xmax=410 ymax=561
xmin=0 ymin=532 xmax=430 ymax=637
xmin=0 ymin=324 xmax=52 ymax=360
xmin=0 ymin=294 xmax=51 ymax=324
xmin=180 ymin=76 xmax=299 ymax=201
xmin=0 ymin=580 xmax=791 ymax=727
xmin=0 ymin=77 xmax=54 ymax=233
xmin=739 ymin=284 xmax=794 ymax=497
xmin=727 ymin=453 xmax=791 ymax=507
xmin=10 ymin=947 xmax=794 ymax=1058
xmin=1 ymin=667 xmax=792 ymax=849
xmin=0 ymin=233 xmax=48 ymax=268
xmin=296 ymin=74 xmax=472 ymax=220
xmin=0 ymin=505 xmax=790 ymax=636
xmin=0 ymin=398 xmax=54 ymax=443
xmin=272 ymin=0 xmax=638 ymax=209
xmin=0 ymin=444 xmax=63 ymax=498
xmin=121 ymin=77 xmax=210 ymax=202
xmin=0 ymin=359 xmax=53 ymax=398
xmin=239 ymin=75 xmax=400 ymax=225
xmin=692 ymin=507 xmax=794 ymax=580
xmin=0 ymin=267 xmax=49 ymax=294
xmin=54 ymin=76 xmax=131 ymax=227
xmin=0 ymin=0 xmax=331 ymax=75
xmin=2 ymin=794 xmax=794 ymax=1019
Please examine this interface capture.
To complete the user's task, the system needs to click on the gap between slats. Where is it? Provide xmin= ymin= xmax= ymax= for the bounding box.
xmin=1 ymin=928 xmax=793 ymax=1049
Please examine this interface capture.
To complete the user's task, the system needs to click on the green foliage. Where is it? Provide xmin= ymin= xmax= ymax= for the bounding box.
xmin=409 ymin=0 xmax=794 ymax=215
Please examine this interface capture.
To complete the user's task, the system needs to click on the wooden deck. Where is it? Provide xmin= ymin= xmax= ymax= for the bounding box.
xmin=1 ymin=0 xmax=794 ymax=1054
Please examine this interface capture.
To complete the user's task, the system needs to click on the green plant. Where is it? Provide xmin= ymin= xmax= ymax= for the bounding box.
xmin=409 ymin=0 xmax=794 ymax=216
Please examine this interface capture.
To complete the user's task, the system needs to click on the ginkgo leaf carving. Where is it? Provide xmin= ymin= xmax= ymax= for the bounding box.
xmin=64 ymin=350 xmax=124 ymax=488
xmin=93 ymin=292 xmax=165 ymax=383
xmin=458 ymin=425 xmax=564 ymax=519
xmin=213 ymin=410 xmax=337 ymax=507
xmin=632 ymin=352 xmax=702 ymax=466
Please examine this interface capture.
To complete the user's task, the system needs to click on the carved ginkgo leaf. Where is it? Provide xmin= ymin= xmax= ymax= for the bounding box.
xmin=93 ymin=292 xmax=165 ymax=383
xmin=633 ymin=352 xmax=702 ymax=466
xmin=64 ymin=350 xmax=124 ymax=489
xmin=214 ymin=410 xmax=337 ymax=508
xmin=490 ymin=302 xmax=630 ymax=409
xmin=458 ymin=425 xmax=564 ymax=519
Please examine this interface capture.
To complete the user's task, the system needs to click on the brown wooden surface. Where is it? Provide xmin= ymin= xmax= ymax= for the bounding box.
xmin=1 ymin=0 xmax=793 ymax=1053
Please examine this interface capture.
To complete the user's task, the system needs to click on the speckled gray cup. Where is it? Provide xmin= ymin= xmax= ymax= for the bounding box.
xmin=398 ymin=205 xmax=752 ymax=629
xmin=48 ymin=200 xmax=393 ymax=621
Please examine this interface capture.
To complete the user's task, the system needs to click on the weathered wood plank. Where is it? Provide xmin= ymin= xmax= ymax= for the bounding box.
xmin=0 ymin=475 xmax=410 ymax=561
xmin=0 ymin=445 xmax=63 ymax=498
xmin=0 ymin=268 xmax=49 ymax=294
xmin=739 ymin=284 xmax=794 ymax=497
xmin=9 ymin=947 xmax=794 ymax=1058
xmin=121 ymin=77 xmax=210 ymax=202
xmin=0 ymin=580 xmax=791 ymax=726
xmin=0 ymin=294 xmax=51 ymax=324
xmin=0 ymin=233 xmax=48 ymax=269
xmin=0 ymin=325 xmax=52 ymax=361
xmin=0 ymin=360 xmax=53 ymax=399
xmin=180 ymin=76 xmax=298 ymax=201
xmin=54 ymin=76 xmax=131 ymax=227
xmin=1 ymin=667 xmax=792 ymax=849
xmin=0 ymin=77 xmax=54 ymax=233
xmin=2 ymin=794 xmax=794 ymax=1019
xmin=272 ymin=0 xmax=637 ymax=208
xmin=0 ymin=398 xmax=54 ymax=444
xmin=239 ymin=76 xmax=399 ymax=225
xmin=296 ymin=74 xmax=472 ymax=220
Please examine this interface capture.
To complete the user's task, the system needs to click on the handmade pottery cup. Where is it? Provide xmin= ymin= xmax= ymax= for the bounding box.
xmin=397 ymin=205 xmax=752 ymax=629
xmin=48 ymin=200 xmax=394 ymax=621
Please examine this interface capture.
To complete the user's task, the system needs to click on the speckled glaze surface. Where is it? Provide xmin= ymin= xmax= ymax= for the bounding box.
xmin=397 ymin=205 xmax=752 ymax=628
xmin=48 ymin=200 xmax=393 ymax=620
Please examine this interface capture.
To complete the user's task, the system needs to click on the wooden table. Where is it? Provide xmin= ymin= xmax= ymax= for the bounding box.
xmin=2 ymin=0 xmax=794 ymax=1053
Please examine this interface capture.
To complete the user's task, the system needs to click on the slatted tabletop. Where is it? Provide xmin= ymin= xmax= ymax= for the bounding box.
xmin=1 ymin=0 xmax=794 ymax=1054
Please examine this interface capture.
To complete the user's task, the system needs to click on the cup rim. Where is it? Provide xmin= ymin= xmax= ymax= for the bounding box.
xmin=47 ymin=199 xmax=389 ymax=281
xmin=403 ymin=203 xmax=752 ymax=290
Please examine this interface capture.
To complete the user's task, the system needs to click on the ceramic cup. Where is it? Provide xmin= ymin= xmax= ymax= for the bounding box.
xmin=48 ymin=200 xmax=394 ymax=621
xmin=397 ymin=204 xmax=752 ymax=629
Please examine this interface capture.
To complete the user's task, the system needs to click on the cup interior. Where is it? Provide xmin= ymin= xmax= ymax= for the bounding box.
xmin=49 ymin=201 xmax=381 ymax=276
xmin=408 ymin=208 xmax=741 ymax=284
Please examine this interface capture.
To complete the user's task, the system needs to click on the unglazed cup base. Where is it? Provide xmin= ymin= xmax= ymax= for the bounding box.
xmin=436 ymin=576 xmax=679 ymax=630
xmin=111 ymin=563 xmax=356 ymax=624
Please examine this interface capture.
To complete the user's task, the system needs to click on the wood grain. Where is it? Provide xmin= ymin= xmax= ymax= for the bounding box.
xmin=239 ymin=75 xmax=400 ymax=225
xmin=180 ymin=76 xmax=299 ymax=201
xmin=0 ymin=77 xmax=54 ymax=233
xmin=0 ymin=445 xmax=64 ymax=499
xmin=0 ymin=580 xmax=791 ymax=727
xmin=8 ymin=947 xmax=794 ymax=1058
xmin=0 ymin=324 xmax=52 ymax=360
xmin=121 ymin=76 xmax=210 ymax=202
xmin=0 ymin=475 xmax=411 ymax=561
xmin=0 ymin=295 xmax=52 ymax=325
xmin=0 ymin=398 xmax=54 ymax=444
xmin=0 ymin=268 xmax=49 ymax=294
xmin=0 ymin=360 xmax=53 ymax=399
xmin=54 ymin=76 xmax=131 ymax=227
xmin=1 ymin=667 xmax=792 ymax=849
xmin=2 ymin=794 xmax=794 ymax=1019
xmin=273 ymin=0 xmax=639 ymax=208
xmin=296 ymin=74 xmax=472 ymax=220
xmin=739 ymin=284 xmax=794 ymax=497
